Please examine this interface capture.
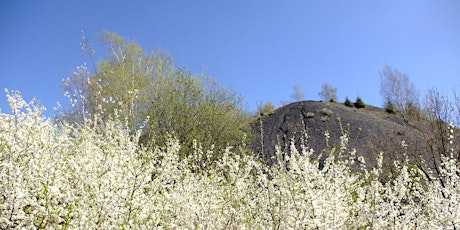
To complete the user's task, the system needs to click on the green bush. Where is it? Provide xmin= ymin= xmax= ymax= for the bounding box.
xmin=385 ymin=101 xmax=397 ymax=114
xmin=256 ymin=101 xmax=275 ymax=116
xmin=354 ymin=97 xmax=366 ymax=108
xmin=344 ymin=97 xmax=353 ymax=107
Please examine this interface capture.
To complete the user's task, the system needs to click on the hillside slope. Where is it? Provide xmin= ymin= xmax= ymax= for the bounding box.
xmin=251 ymin=101 xmax=433 ymax=176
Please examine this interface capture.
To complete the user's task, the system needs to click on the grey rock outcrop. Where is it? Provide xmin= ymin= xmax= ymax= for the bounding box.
xmin=250 ymin=101 xmax=433 ymax=177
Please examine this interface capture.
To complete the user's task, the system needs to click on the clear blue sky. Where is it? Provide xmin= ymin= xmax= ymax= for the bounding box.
xmin=1 ymin=1 xmax=459 ymax=116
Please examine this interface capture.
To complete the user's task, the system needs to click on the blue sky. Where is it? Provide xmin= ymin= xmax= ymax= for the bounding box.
xmin=1 ymin=1 xmax=459 ymax=116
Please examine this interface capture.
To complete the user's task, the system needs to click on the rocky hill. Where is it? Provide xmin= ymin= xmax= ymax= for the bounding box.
xmin=250 ymin=101 xmax=435 ymax=178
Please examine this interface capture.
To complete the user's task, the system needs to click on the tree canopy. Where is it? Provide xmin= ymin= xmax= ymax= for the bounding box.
xmin=61 ymin=32 xmax=251 ymax=161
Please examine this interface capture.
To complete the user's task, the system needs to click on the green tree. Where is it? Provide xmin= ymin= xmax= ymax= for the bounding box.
xmin=140 ymin=68 xmax=250 ymax=160
xmin=354 ymin=96 xmax=366 ymax=108
xmin=61 ymin=31 xmax=251 ymax=163
xmin=344 ymin=97 xmax=353 ymax=107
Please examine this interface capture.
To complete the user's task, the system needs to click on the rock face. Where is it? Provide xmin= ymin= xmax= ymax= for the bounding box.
xmin=251 ymin=101 xmax=432 ymax=175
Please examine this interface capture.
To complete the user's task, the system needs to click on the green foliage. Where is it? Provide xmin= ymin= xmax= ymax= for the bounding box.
xmin=61 ymin=31 xmax=251 ymax=162
xmin=385 ymin=100 xmax=397 ymax=114
xmin=344 ymin=97 xmax=353 ymax=107
xmin=140 ymin=69 xmax=251 ymax=160
xmin=354 ymin=97 xmax=366 ymax=108
xmin=256 ymin=101 xmax=275 ymax=116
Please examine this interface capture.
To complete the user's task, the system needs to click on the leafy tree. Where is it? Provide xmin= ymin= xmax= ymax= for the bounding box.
xmin=318 ymin=83 xmax=338 ymax=102
xmin=61 ymin=31 xmax=251 ymax=162
xmin=380 ymin=66 xmax=419 ymax=120
xmin=140 ymin=68 xmax=251 ymax=160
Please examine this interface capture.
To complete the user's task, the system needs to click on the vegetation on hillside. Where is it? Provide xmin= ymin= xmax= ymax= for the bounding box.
xmin=1 ymin=31 xmax=459 ymax=228
xmin=380 ymin=65 xmax=419 ymax=121
xmin=1 ymin=91 xmax=459 ymax=228
xmin=319 ymin=83 xmax=338 ymax=102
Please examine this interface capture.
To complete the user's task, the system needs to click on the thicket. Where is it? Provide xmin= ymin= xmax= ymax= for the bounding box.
xmin=1 ymin=91 xmax=459 ymax=229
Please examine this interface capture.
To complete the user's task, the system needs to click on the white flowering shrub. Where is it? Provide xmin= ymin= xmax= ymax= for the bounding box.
xmin=1 ymin=90 xmax=459 ymax=229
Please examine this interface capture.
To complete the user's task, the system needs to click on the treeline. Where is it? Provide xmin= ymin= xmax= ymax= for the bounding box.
xmin=60 ymin=32 xmax=459 ymax=179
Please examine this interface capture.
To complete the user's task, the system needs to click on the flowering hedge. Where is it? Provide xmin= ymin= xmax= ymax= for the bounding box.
xmin=1 ymin=90 xmax=459 ymax=229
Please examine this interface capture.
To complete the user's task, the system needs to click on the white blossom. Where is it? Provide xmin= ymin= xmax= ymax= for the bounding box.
xmin=1 ymin=90 xmax=459 ymax=229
